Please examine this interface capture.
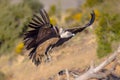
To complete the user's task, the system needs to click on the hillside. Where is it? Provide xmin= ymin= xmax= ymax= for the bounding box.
xmin=0 ymin=0 xmax=120 ymax=80
xmin=0 ymin=32 xmax=98 ymax=80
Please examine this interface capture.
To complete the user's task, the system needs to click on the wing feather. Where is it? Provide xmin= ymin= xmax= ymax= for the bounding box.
xmin=39 ymin=9 xmax=50 ymax=24
xmin=43 ymin=9 xmax=50 ymax=23
xmin=32 ymin=16 xmax=42 ymax=24
xmin=24 ymin=29 xmax=38 ymax=39
xmin=28 ymin=24 xmax=40 ymax=29
xmin=66 ymin=10 xmax=95 ymax=34
xmin=29 ymin=22 xmax=40 ymax=27
xmin=24 ymin=9 xmax=59 ymax=66
xmin=24 ymin=9 xmax=52 ymax=49
xmin=33 ymin=14 xmax=44 ymax=25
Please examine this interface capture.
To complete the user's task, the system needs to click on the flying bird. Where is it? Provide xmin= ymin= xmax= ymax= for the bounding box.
xmin=24 ymin=9 xmax=95 ymax=66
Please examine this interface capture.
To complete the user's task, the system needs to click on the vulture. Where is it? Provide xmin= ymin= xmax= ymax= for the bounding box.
xmin=24 ymin=9 xmax=95 ymax=66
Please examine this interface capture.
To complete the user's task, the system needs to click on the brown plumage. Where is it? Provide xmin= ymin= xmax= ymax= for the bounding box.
xmin=34 ymin=38 xmax=59 ymax=64
xmin=24 ymin=9 xmax=95 ymax=66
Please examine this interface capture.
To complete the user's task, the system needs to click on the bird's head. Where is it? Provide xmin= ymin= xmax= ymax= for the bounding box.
xmin=59 ymin=28 xmax=75 ymax=38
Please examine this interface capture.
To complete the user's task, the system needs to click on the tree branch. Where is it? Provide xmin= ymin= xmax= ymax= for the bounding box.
xmin=75 ymin=45 xmax=120 ymax=80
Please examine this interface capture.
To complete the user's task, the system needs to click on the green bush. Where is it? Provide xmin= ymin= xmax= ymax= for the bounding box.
xmin=0 ymin=0 xmax=43 ymax=55
xmin=0 ymin=71 xmax=6 ymax=80
xmin=95 ymin=12 xmax=120 ymax=58
xmin=84 ymin=0 xmax=104 ymax=7
xmin=23 ymin=0 xmax=43 ymax=12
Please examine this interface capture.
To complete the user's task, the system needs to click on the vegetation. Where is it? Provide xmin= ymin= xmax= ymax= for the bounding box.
xmin=0 ymin=0 xmax=120 ymax=59
xmin=0 ymin=0 xmax=120 ymax=80
xmin=0 ymin=71 xmax=6 ymax=80
xmin=84 ymin=0 xmax=104 ymax=7
xmin=23 ymin=0 xmax=43 ymax=12
xmin=84 ymin=0 xmax=120 ymax=57
xmin=15 ymin=42 xmax=24 ymax=53
xmin=95 ymin=13 xmax=120 ymax=58
xmin=0 ymin=0 xmax=43 ymax=55
xmin=48 ymin=5 xmax=57 ymax=16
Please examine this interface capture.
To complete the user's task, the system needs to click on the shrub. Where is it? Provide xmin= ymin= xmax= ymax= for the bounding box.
xmin=48 ymin=5 xmax=57 ymax=16
xmin=84 ymin=0 xmax=104 ymax=7
xmin=95 ymin=12 xmax=120 ymax=58
xmin=72 ymin=13 xmax=82 ymax=22
xmin=23 ymin=0 xmax=43 ymax=12
xmin=0 ymin=71 xmax=6 ymax=80
xmin=0 ymin=0 xmax=43 ymax=55
xmin=94 ymin=9 xmax=101 ymax=20
xmin=15 ymin=42 xmax=24 ymax=54
xmin=50 ymin=16 xmax=57 ymax=25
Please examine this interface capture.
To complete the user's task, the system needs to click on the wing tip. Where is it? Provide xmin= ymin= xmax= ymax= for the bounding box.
xmin=91 ymin=10 xmax=95 ymax=17
xmin=89 ymin=10 xmax=95 ymax=25
xmin=39 ymin=8 xmax=45 ymax=12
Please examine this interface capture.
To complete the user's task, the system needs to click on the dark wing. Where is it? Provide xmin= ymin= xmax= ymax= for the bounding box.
xmin=54 ymin=11 xmax=95 ymax=47
xmin=24 ymin=9 xmax=52 ymax=50
xmin=54 ymin=38 xmax=71 ymax=47
xmin=28 ymin=9 xmax=50 ymax=29
xmin=66 ymin=10 xmax=95 ymax=34
xmin=24 ymin=9 xmax=59 ymax=65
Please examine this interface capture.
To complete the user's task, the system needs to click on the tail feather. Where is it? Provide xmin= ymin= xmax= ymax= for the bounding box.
xmin=29 ymin=47 xmax=42 ymax=66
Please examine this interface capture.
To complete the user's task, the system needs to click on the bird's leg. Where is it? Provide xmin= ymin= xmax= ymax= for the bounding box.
xmin=44 ymin=45 xmax=53 ymax=63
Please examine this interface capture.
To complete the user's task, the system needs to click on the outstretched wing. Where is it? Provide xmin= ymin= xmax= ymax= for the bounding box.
xmin=28 ymin=9 xmax=50 ymax=29
xmin=24 ymin=9 xmax=59 ymax=65
xmin=54 ymin=11 xmax=95 ymax=47
xmin=24 ymin=9 xmax=53 ymax=50
xmin=66 ymin=10 xmax=95 ymax=34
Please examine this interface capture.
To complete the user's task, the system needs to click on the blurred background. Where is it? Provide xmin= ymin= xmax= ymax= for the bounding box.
xmin=0 ymin=0 xmax=120 ymax=80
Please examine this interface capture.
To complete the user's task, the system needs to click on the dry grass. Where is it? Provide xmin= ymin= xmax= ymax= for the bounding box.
xmin=1 ymin=32 xmax=116 ymax=80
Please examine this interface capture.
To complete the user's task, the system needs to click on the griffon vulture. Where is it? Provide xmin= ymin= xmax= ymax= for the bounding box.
xmin=24 ymin=9 xmax=95 ymax=66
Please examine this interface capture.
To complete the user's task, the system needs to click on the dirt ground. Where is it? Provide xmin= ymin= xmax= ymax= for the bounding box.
xmin=0 ymin=32 xmax=120 ymax=80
